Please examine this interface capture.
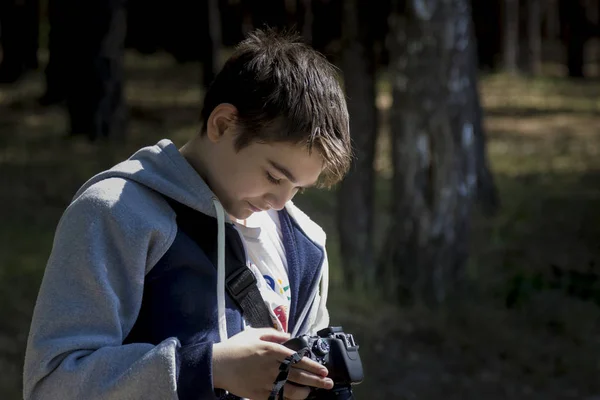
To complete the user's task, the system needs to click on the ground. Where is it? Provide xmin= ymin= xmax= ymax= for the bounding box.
xmin=1 ymin=51 xmax=600 ymax=399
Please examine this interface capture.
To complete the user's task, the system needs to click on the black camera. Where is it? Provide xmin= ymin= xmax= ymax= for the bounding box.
xmin=283 ymin=326 xmax=364 ymax=400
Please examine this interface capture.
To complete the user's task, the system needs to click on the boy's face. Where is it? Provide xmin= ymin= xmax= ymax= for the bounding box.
xmin=203 ymin=109 xmax=324 ymax=220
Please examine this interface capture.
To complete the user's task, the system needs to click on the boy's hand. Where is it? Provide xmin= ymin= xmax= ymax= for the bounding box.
xmin=212 ymin=327 xmax=334 ymax=399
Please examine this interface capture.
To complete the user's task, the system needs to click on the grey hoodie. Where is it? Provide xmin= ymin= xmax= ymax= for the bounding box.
xmin=23 ymin=139 xmax=330 ymax=399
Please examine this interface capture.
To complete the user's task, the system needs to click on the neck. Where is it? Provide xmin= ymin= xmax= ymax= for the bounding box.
xmin=180 ymin=134 xmax=210 ymax=182
xmin=180 ymin=135 xmax=236 ymax=222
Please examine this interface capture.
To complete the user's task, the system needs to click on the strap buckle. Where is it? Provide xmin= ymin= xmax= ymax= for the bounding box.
xmin=226 ymin=266 xmax=257 ymax=300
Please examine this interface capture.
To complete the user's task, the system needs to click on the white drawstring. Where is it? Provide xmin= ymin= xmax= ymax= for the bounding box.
xmin=212 ymin=198 xmax=228 ymax=343
xmin=320 ymin=251 xmax=329 ymax=315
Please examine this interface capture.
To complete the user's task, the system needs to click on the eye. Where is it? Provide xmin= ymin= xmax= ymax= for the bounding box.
xmin=265 ymin=171 xmax=281 ymax=185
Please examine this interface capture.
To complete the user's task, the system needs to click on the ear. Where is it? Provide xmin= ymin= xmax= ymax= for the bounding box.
xmin=206 ymin=103 xmax=238 ymax=143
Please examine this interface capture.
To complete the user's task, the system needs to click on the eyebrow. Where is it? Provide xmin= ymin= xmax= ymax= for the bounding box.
xmin=268 ymin=160 xmax=298 ymax=183
xmin=268 ymin=159 xmax=319 ymax=189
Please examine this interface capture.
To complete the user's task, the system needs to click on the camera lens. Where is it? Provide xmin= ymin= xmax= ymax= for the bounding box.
xmin=312 ymin=338 xmax=330 ymax=357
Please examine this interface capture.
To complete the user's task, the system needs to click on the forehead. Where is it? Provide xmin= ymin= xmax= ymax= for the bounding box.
xmin=261 ymin=141 xmax=322 ymax=166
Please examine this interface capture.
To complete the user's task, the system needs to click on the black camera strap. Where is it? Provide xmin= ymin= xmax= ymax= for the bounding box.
xmin=165 ymin=196 xmax=317 ymax=399
xmin=268 ymin=348 xmax=311 ymax=400
xmin=163 ymin=196 xmax=274 ymax=330
xmin=225 ymin=264 xmax=274 ymax=329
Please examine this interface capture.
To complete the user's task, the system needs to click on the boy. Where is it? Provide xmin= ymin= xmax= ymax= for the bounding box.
xmin=23 ymin=29 xmax=352 ymax=400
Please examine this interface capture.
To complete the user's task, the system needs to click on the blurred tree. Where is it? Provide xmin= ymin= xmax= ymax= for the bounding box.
xmin=503 ymin=0 xmax=519 ymax=73
xmin=469 ymin=30 xmax=500 ymax=218
xmin=337 ymin=0 xmax=389 ymax=291
xmin=0 ymin=0 xmax=39 ymax=83
xmin=126 ymin=0 xmax=221 ymax=88
xmin=206 ymin=0 xmax=223 ymax=86
xmin=559 ymin=0 xmax=600 ymax=78
xmin=220 ymin=0 xmax=245 ymax=46
xmin=471 ymin=0 xmax=502 ymax=70
xmin=125 ymin=0 xmax=162 ymax=55
xmin=39 ymin=0 xmax=68 ymax=105
xmin=61 ymin=0 xmax=128 ymax=141
xmin=592 ymin=0 xmax=600 ymax=67
xmin=243 ymin=0 xmax=288 ymax=31
xmin=381 ymin=0 xmax=493 ymax=305
xmin=161 ymin=1 xmax=204 ymax=63
xmin=298 ymin=0 xmax=313 ymax=43
xmin=527 ymin=0 xmax=542 ymax=75
xmin=543 ymin=0 xmax=561 ymax=40
xmin=312 ymin=0 xmax=343 ymax=62
xmin=338 ymin=0 xmax=375 ymax=291
xmin=296 ymin=0 xmax=390 ymax=66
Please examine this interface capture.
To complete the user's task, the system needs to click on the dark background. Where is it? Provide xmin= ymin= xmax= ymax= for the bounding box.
xmin=1 ymin=0 xmax=600 ymax=399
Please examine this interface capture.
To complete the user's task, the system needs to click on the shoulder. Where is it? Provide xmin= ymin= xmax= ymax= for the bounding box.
xmin=73 ymin=177 xmax=175 ymax=223
xmin=65 ymin=177 xmax=178 ymax=270
xmin=284 ymin=201 xmax=327 ymax=247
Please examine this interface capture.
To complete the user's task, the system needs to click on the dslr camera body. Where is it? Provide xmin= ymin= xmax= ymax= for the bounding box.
xmin=284 ymin=326 xmax=363 ymax=400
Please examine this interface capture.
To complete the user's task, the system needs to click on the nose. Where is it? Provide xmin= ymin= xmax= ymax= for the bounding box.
xmin=264 ymin=187 xmax=295 ymax=211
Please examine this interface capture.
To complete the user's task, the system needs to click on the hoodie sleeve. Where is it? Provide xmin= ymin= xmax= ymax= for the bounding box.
xmin=23 ymin=179 xmax=219 ymax=400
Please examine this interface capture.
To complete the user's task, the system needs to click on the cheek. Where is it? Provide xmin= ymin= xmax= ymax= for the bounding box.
xmin=226 ymin=168 xmax=267 ymax=199
xmin=211 ymin=162 xmax=243 ymax=202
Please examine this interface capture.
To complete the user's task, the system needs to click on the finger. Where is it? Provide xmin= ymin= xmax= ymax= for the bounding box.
xmin=269 ymin=342 xmax=303 ymax=361
xmin=293 ymin=356 xmax=329 ymax=377
xmin=270 ymin=349 xmax=329 ymax=377
xmin=287 ymin=367 xmax=334 ymax=390
xmin=257 ymin=328 xmax=291 ymax=344
xmin=281 ymin=382 xmax=311 ymax=400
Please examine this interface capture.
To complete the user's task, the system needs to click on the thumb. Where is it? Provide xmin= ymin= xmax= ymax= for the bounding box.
xmin=256 ymin=328 xmax=291 ymax=344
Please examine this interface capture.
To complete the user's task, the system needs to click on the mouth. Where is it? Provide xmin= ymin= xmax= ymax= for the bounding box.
xmin=247 ymin=202 xmax=263 ymax=213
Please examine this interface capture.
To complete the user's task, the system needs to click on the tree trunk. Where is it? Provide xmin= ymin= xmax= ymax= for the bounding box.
xmin=588 ymin=0 xmax=600 ymax=70
xmin=559 ymin=0 xmax=591 ymax=78
xmin=471 ymin=0 xmax=503 ymax=70
xmin=544 ymin=0 xmax=560 ymax=40
xmin=61 ymin=0 xmax=128 ymax=140
xmin=338 ymin=0 xmax=378 ymax=291
xmin=503 ymin=0 xmax=519 ymax=73
xmin=206 ymin=0 xmax=222 ymax=87
xmin=311 ymin=0 xmax=343 ymax=61
xmin=381 ymin=0 xmax=482 ymax=306
xmin=220 ymin=0 xmax=245 ymax=46
xmin=300 ymin=0 xmax=313 ymax=43
xmin=469 ymin=20 xmax=500 ymax=216
xmin=527 ymin=0 xmax=542 ymax=75
xmin=245 ymin=0 xmax=288 ymax=31
xmin=0 ymin=0 xmax=39 ymax=83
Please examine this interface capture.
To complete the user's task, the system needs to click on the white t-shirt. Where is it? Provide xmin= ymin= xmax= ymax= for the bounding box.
xmin=233 ymin=209 xmax=291 ymax=332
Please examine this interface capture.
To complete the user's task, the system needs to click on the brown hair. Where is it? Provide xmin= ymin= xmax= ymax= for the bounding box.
xmin=200 ymin=29 xmax=352 ymax=187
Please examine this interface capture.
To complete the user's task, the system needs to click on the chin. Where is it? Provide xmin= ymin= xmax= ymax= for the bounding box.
xmin=229 ymin=206 xmax=253 ymax=220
